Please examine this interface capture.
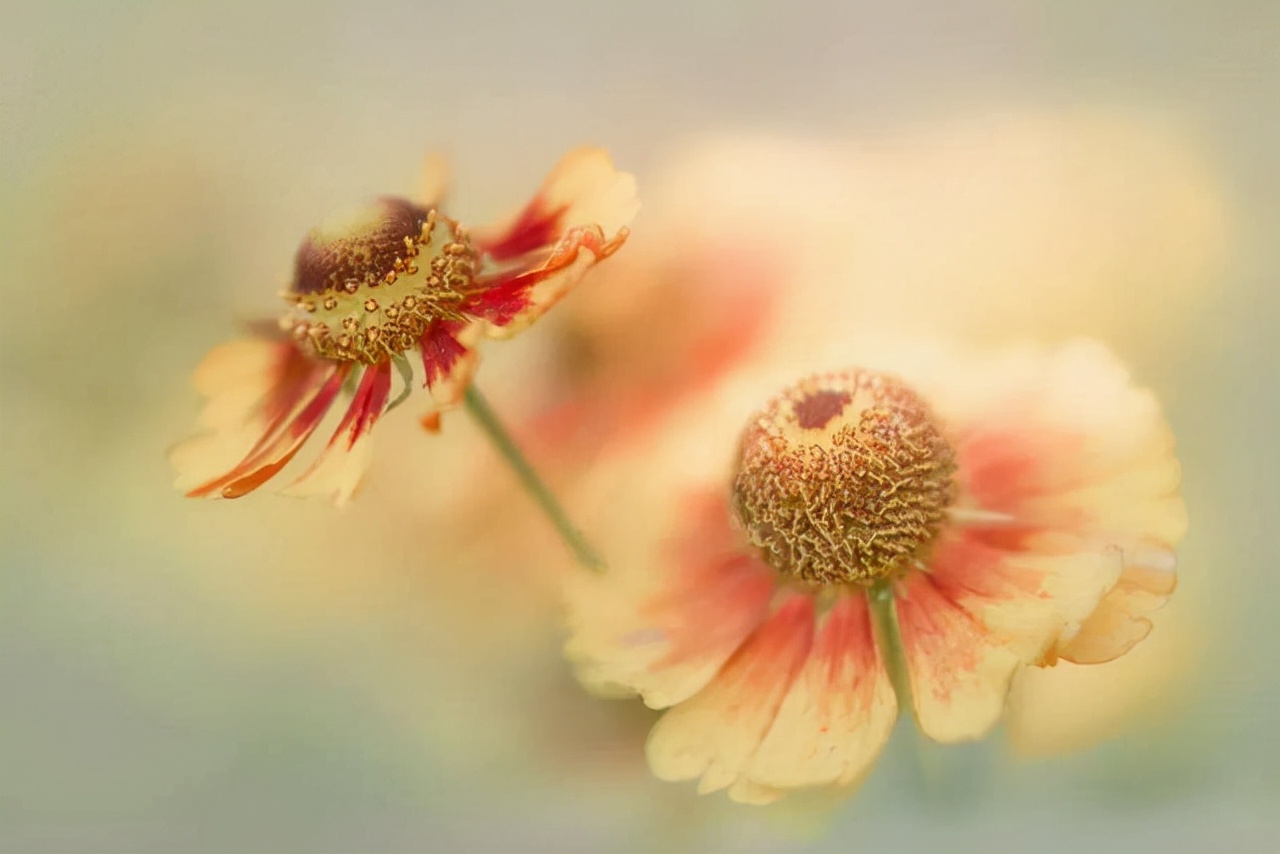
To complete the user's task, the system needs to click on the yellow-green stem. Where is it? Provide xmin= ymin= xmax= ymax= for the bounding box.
xmin=463 ymin=385 xmax=605 ymax=573
xmin=870 ymin=580 xmax=915 ymax=722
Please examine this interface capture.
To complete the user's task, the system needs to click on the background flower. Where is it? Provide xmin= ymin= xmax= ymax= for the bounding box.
xmin=3 ymin=2 xmax=1276 ymax=852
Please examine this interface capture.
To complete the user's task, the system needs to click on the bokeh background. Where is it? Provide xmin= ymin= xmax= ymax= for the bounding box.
xmin=3 ymin=2 xmax=1278 ymax=852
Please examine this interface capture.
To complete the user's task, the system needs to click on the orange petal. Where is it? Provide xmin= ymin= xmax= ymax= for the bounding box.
xmin=645 ymin=595 xmax=815 ymax=804
xmin=747 ymin=594 xmax=897 ymax=793
xmin=564 ymin=493 xmax=776 ymax=709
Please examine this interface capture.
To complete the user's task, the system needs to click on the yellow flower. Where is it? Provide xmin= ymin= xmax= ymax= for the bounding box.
xmin=171 ymin=149 xmax=637 ymax=504
xmin=565 ymin=340 xmax=1185 ymax=803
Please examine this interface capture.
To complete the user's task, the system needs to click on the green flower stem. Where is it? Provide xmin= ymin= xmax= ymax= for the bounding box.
xmin=870 ymin=580 xmax=915 ymax=723
xmin=463 ymin=385 xmax=605 ymax=573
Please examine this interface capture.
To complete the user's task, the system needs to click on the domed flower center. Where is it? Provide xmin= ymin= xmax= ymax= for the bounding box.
xmin=279 ymin=198 xmax=478 ymax=364
xmin=732 ymin=371 xmax=957 ymax=586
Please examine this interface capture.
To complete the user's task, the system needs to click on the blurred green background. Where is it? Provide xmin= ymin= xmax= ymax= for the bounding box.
xmin=2 ymin=2 xmax=1277 ymax=852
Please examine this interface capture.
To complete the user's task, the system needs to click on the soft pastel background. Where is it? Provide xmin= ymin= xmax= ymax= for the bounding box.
xmin=3 ymin=2 xmax=1277 ymax=852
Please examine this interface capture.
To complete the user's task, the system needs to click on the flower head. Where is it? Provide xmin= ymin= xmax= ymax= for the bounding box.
xmin=565 ymin=340 xmax=1185 ymax=803
xmin=172 ymin=148 xmax=638 ymax=504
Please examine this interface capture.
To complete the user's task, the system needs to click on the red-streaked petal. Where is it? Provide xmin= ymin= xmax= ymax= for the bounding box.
xmin=467 ymin=225 xmax=629 ymax=338
xmin=186 ymin=362 xmax=351 ymax=499
xmin=564 ymin=493 xmax=777 ymax=709
xmin=172 ymin=338 xmax=323 ymax=493
xmin=283 ymin=361 xmax=393 ymax=506
xmin=645 ymin=595 xmax=815 ymax=804
xmin=473 ymin=147 xmax=638 ymax=263
xmin=896 ymin=527 xmax=1122 ymax=743
xmin=948 ymin=340 xmax=1186 ymax=660
xmin=418 ymin=319 xmax=483 ymax=407
xmin=747 ymin=594 xmax=897 ymax=794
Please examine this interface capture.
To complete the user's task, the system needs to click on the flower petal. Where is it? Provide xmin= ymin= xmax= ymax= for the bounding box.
xmin=416 ymin=151 xmax=450 ymax=208
xmin=418 ymin=318 xmax=484 ymax=407
xmin=282 ymin=361 xmax=393 ymax=506
xmin=949 ymin=340 xmax=1186 ymax=660
xmin=896 ymin=527 xmax=1122 ymax=742
xmin=747 ymin=593 xmax=897 ymax=793
xmin=467 ymin=224 xmax=630 ymax=338
xmin=645 ymin=595 xmax=815 ymax=804
xmin=185 ymin=361 xmax=352 ymax=499
xmin=1056 ymin=546 xmax=1178 ymax=664
xmin=172 ymin=338 xmax=326 ymax=494
xmin=473 ymin=147 xmax=638 ymax=264
xmin=564 ymin=493 xmax=777 ymax=709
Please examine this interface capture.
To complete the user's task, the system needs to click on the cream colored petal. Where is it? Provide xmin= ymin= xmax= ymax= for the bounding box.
xmin=645 ymin=596 xmax=815 ymax=801
xmin=172 ymin=338 xmax=301 ymax=492
xmin=1056 ymin=547 xmax=1178 ymax=664
xmin=945 ymin=340 xmax=1186 ymax=659
xmin=1006 ymin=597 xmax=1202 ymax=757
xmin=897 ymin=527 xmax=1122 ymax=743
xmin=747 ymin=594 xmax=897 ymax=791
xmin=473 ymin=147 xmax=639 ymax=258
xmin=416 ymin=151 xmax=450 ymax=208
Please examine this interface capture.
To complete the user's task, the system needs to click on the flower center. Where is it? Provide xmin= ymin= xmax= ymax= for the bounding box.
xmin=279 ymin=198 xmax=478 ymax=364
xmin=731 ymin=370 xmax=956 ymax=586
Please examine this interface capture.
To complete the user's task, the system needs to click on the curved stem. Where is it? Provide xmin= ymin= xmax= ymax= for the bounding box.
xmin=870 ymin=580 xmax=915 ymax=722
xmin=463 ymin=385 xmax=605 ymax=573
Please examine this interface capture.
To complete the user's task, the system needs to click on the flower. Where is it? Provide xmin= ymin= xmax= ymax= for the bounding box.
xmin=172 ymin=148 xmax=638 ymax=504
xmin=565 ymin=339 xmax=1186 ymax=803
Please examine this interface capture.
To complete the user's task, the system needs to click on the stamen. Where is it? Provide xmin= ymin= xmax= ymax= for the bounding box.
xmin=282 ymin=199 xmax=477 ymax=364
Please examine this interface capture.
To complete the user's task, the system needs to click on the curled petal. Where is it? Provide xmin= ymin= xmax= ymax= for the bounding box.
xmin=1056 ymin=546 xmax=1178 ymax=664
xmin=283 ymin=361 xmax=394 ymax=506
xmin=645 ymin=595 xmax=815 ymax=804
xmin=468 ymin=225 xmax=630 ymax=338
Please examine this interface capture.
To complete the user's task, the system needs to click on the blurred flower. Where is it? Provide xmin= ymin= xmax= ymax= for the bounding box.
xmin=565 ymin=340 xmax=1186 ymax=803
xmin=171 ymin=148 xmax=638 ymax=504
xmin=1004 ymin=595 xmax=1205 ymax=758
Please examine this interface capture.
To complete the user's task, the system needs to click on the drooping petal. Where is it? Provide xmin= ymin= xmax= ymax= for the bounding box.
xmin=645 ymin=595 xmax=815 ymax=804
xmin=418 ymin=318 xmax=484 ymax=407
xmin=172 ymin=338 xmax=325 ymax=493
xmin=564 ymin=493 xmax=777 ymax=709
xmin=186 ymin=361 xmax=352 ymax=499
xmin=896 ymin=526 xmax=1122 ymax=743
xmin=283 ymin=361 xmax=394 ymax=506
xmin=747 ymin=593 xmax=898 ymax=794
xmin=946 ymin=340 xmax=1186 ymax=661
xmin=473 ymin=147 xmax=638 ymax=264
